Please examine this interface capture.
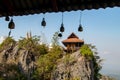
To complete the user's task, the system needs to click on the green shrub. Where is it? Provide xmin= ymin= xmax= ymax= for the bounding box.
xmin=0 ymin=37 xmax=16 ymax=50
xmin=80 ymin=44 xmax=103 ymax=80
xmin=63 ymin=54 xmax=75 ymax=66
xmin=36 ymin=45 xmax=63 ymax=79
xmin=80 ymin=44 xmax=94 ymax=60
xmin=18 ymin=36 xmax=48 ymax=56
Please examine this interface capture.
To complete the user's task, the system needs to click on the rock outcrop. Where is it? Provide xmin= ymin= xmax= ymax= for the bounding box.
xmin=0 ymin=37 xmax=102 ymax=80
xmin=52 ymin=50 xmax=94 ymax=80
xmin=0 ymin=41 xmax=36 ymax=78
xmin=0 ymin=40 xmax=96 ymax=80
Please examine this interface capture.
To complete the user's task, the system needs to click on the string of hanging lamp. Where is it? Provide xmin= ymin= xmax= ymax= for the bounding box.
xmin=8 ymin=29 xmax=11 ymax=37
xmin=58 ymin=12 xmax=65 ymax=37
xmin=60 ymin=12 xmax=65 ymax=32
xmin=78 ymin=11 xmax=83 ymax=32
xmin=4 ymin=12 xmax=83 ymax=37
xmin=5 ymin=16 xmax=10 ymax=21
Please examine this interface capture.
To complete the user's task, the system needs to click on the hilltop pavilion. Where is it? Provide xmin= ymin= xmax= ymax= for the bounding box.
xmin=62 ymin=32 xmax=84 ymax=52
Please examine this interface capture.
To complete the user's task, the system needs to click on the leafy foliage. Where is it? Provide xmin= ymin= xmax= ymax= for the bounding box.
xmin=18 ymin=36 xmax=48 ymax=56
xmin=80 ymin=44 xmax=103 ymax=80
xmin=51 ymin=31 xmax=60 ymax=46
xmin=27 ymin=32 xmax=63 ymax=80
xmin=0 ymin=37 xmax=16 ymax=50
xmin=63 ymin=54 xmax=75 ymax=66
xmin=88 ymin=44 xmax=103 ymax=80
xmin=35 ymin=45 xmax=63 ymax=80
xmin=18 ymin=36 xmax=39 ymax=50
xmin=0 ymin=35 xmax=49 ymax=80
xmin=80 ymin=44 xmax=94 ymax=60
xmin=0 ymin=63 xmax=27 ymax=80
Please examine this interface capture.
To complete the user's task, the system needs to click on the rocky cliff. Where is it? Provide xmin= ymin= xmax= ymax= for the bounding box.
xmin=0 ymin=37 xmax=39 ymax=79
xmin=0 ymin=37 xmax=103 ymax=80
xmin=52 ymin=50 xmax=94 ymax=80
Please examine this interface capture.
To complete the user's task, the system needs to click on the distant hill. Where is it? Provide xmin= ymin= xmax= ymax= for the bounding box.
xmin=100 ymin=70 xmax=120 ymax=80
xmin=108 ymin=74 xmax=120 ymax=80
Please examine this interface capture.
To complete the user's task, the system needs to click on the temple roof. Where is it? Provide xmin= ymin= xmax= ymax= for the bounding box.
xmin=62 ymin=38 xmax=84 ymax=43
xmin=0 ymin=0 xmax=120 ymax=17
xmin=68 ymin=33 xmax=79 ymax=39
xmin=62 ymin=33 xmax=84 ymax=43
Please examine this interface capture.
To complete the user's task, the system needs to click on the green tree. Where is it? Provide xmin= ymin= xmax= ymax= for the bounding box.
xmin=36 ymin=44 xmax=63 ymax=80
xmin=18 ymin=35 xmax=49 ymax=80
xmin=80 ymin=44 xmax=103 ymax=80
xmin=0 ymin=37 xmax=16 ymax=50
xmin=0 ymin=63 xmax=27 ymax=80
xmin=18 ymin=35 xmax=46 ymax=56
xmin=51 ymin=31 xmax=60 ymax=46
xmin=80 ymin=44 xmax=94 ymax=60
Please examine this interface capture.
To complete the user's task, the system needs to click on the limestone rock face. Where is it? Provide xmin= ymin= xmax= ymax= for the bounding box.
xmin=0 ymin=40 xmax=96 ymax=80
xmin=52 ymin=50 xmax=94 ymax=80
xmin=0 ymin=43 xmax=95 ymax=80
xmin=0 ymin=42 xmax=36 ymax=76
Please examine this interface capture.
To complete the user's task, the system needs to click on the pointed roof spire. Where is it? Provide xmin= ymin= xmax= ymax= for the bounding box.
xmin=68 ymin=32 xmax=79 ymax=39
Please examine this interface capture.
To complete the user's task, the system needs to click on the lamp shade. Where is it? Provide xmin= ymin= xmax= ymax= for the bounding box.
xmin=78 ymin=24 xmax=83 ymax=32
xmin=41 ymin=18 xmax=46 ymax=27
xmin=60 ymin=23 xmax=64 ymax=32
xmin=8 ymin=19 xmax=15 ymax=29
xmin=58 ymin=33 xmax=62 ymax=37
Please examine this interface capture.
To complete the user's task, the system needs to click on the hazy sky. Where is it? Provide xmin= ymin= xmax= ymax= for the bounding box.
xmin=0 ymin=7 xmax=120 ymax=75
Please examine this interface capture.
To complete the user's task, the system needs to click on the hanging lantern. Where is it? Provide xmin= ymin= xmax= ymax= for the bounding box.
xmin=5 ymin=16 xmax=10 ymax=21
xmin=60 ymin=23 xmax=64 ymax=32
xmin=8 ymin=18 xmax=15 ymax=29
xmin=58 ymin=33 xmax=62 ymax=37
xmin=41 ymin=18 xmax=46 ymax=27
xmin=78 ymin=24 xmax=83 ymax=32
